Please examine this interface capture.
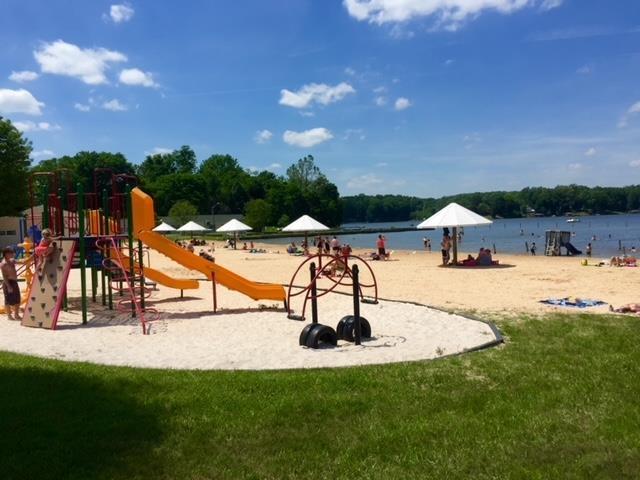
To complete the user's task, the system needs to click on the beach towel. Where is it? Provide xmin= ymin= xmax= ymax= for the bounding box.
xmin=540 ymin=297 xmax=607 ymax=308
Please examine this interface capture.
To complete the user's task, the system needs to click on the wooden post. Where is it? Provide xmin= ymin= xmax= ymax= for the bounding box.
xmin=211 ymin=271 xmax=217 ymax=313
xmin=452 ymin=226 xmax=458 ymax=265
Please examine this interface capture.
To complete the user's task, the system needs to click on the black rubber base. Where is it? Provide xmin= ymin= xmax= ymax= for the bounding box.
xmin=299 ymin=323 xmax=338 ymax=348
xmin=336 ymin=315 xmax=372 ymax=342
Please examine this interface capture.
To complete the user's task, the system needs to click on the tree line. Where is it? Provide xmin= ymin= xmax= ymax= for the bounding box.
xmin=344 ymin=184 xmax=640 ymax=223
xmin=2 ymin=117 xmax=639 ymax=229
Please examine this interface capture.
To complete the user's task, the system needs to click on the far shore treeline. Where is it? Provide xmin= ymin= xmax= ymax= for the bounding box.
xmin=2 ymin=118 xmax=639 ymax=229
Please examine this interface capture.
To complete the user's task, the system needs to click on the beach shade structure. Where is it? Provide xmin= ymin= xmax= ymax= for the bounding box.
xmin=282 ymin=215 xmax=329 ymax=250
xmin=152 ymin=221 xmax=176 ymax=233
xmin=417 ymin=202 xmax=492 ymax=265
xmin=177 ymin=220 xmax=209 ymax=238
xmin=216 ymin=218 xmax=252 ymax=250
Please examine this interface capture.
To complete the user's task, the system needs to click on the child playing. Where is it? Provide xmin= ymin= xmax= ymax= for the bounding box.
xmin=1 ymin=247 xmax=21 ymax=320
xmin=34 ymin=228 xmax=56 ymax=272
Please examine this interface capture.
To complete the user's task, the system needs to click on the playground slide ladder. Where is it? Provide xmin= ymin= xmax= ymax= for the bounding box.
xmin=96 ymin=237 xmax=156 ymax=334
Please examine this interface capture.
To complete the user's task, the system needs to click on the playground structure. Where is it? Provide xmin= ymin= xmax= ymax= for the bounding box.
xmin=544 ymin=230 xmax=582 ymax=256
xmin=20 ymin=170 xmax=286 ymax=334
xmin=287 ymin=253 xmax=377 ymax=348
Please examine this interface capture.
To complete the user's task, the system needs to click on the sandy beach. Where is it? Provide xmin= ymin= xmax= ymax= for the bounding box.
xmin=2 ymin=241 xmax=636 ymax=370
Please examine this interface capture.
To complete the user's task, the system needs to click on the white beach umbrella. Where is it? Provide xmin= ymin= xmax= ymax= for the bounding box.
xmin=216 ymin=218 xmax=252 ymax=233
xmin=216 ymin=219 xmax=252 ymax=249
xmin=282 ymin=215 xmax=329 ymax=249
xmin=177 ymin=220 xmax=208 ymax=237
xmin=417 ymin=203 xmax=492 ymax=264
xmin=153 ymin=221 xmax=176 ymax=232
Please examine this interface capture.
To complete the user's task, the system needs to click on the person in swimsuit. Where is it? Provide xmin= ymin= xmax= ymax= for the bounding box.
xmin=441 ymin=228 xmax=452 ymax=266
xmin=376 ymin=235 xmax=387 ymax=260
xmin=1 ymin=247 xmax=21 ymax=320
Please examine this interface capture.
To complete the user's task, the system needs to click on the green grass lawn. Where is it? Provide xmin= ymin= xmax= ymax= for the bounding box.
xmin=1 ymin=313 xmax=639 ymax=480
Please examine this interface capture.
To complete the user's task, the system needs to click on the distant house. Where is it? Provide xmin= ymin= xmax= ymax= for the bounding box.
xmin=0 ymin=216 xmax=27 ymax=247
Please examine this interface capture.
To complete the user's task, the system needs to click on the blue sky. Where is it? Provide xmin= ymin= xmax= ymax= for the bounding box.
xmin=1 ymin=0 xmax=639 ymax=197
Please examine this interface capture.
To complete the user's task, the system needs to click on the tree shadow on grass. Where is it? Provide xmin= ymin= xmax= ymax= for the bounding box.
xmin=0 ymin=365 xmax=164 ymax=480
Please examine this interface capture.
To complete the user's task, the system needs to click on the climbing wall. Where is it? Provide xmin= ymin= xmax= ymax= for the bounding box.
xmin=22 ymin=240 xmax=76 ymax=330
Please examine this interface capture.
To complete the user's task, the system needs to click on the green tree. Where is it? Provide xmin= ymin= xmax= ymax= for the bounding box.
xmin=148 ymin=173 xmax=207 ymax=215
xmin=168 ymin=200 xmax=197 ymax=225
xmin=286 ymin=155 xmax=323 ymax=190
xmin=137 ymin=145 xmax=197 ymax=184
xmin=244 ymin=199 xmax=272 ymax=232
xmin=0 ymin=117 xmax=32 ymax=215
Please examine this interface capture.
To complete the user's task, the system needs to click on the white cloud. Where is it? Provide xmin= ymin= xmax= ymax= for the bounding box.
xmin=145 ymin=147 xmax=173 ymax=156
xmin=32 ymin=149 xmax=55 ymax=159
xmin=576 ymin=64 xmax=592 ymax=75
xmin=628 ymin=101 xmax=640 ymax=115
xmin=254 ymin=129 xmax=273 ymax=144
xmin=376 ymin=162 xmax=389 ymax=167
xmin=119 ymin=68 xmax=158 ymax=87
xmin=394 ymin=97 xmax=411 ymax=110
xmin=344 ymin=67 xmax=356 ymax=76
xmin=283 ymin=128 xmax=333 ymax=147
xmin=444 ymin=58 xmax=455 ymax=66
xmin=373 ymin=86 xmax=387 ymax=93
xmin=629 ymin=160 xmax=640 ymax=168
xmin=102 ymin=99 xmax=128 ymax=111
xmin=343 ymin=0 xmax=560 ymax=31
xmin=268 ymin=162 xmax=282 ymax=170
xmin=279 ymin=82 xmax=355 ymax=109
xmin=347 ymin=173 xmax=384 ymax=190
xmin=13 ymin=121 xmax=61 ymax=133
xmin=619 ymin=100 xmax=640 ymax=128
xmin=584 ymin=147 xmax=596 ymax=156
xmin=34 ymin=40 xmax=127 ymax=85
xmin=299 ymin=111 xmax=316 ymax=117
xmin=568 ymin=162 xmax=583 ymax=170
xmin=0 ymin=88 xmax=44 ymax=115
xmin=108 ymin=3 xmax=135 ymax=23
xmin=540 ymin=0 xmax=563 ymax=10
xmin=9 ymin=70 xmax=39 ymax=83
xmin=344 ymin=128 xmax=366 ymax=140
xmin=74 ymin=102 xmax=91 ymax=112
xmin=374 ymin=96 xmax=387 ymax=106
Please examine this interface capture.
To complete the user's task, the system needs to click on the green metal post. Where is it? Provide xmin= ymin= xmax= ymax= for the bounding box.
xmin=126 ymin=186 xmax=136 ymax=318
xmin=103 ymin=189 xmax=113 ymax=310
xmin=77 ymin=183 xmax=88 ymax=325
xmin=91 ymin=266 xmax=97 ymax=302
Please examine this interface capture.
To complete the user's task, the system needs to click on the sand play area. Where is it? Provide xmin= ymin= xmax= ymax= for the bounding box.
xmin=2 ymin=242 xmax=637 ymax=370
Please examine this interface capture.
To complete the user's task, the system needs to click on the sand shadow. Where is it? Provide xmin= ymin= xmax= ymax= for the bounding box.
xmin=0 ymin=366 xmax=163 ymax=479
xmin=146 ymin=296 xmax=201 ymax=305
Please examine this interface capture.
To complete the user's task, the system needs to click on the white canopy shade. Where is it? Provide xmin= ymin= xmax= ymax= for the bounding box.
xmin=417 ymin=203 xmax=492 ymax=229
xmin=177 ymin=220 xmax=208 ymax=232
xmin=282 ymin=215 xmax=329 ymax=232
xmin=153 ymin=221 xmax=176 ymax=232
xmin=216 ymin=218 xmax=252 ymax=233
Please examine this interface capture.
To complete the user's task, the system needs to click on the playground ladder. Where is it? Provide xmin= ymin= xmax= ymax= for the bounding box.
xmin=97 ymin=237 xmax=150 ymax=334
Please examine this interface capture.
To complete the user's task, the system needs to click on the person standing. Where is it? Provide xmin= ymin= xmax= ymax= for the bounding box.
xmin=441 ymin=228 xmax=452 ymax=266
xmin=530 ymin=242 xmax=537 ymax=256
xmin=586 ymin=243 xmax=592 ymax=257
xmin=376 ymin=234 xmax=387 ymax=260
xmin=1 ymin=247 xmax=21 ymax=320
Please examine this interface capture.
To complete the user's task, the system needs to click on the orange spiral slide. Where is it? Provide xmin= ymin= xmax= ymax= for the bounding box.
xmin=131 ymin=187 xmax=286 ymax=303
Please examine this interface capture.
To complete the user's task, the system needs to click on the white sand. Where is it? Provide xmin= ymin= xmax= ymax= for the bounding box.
xmin=0 ymin=291 xmax=498 ymax=370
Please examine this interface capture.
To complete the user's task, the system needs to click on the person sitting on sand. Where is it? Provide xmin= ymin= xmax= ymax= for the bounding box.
xmin=242 ymin=242 xmax=248 ymax=250
xmin=287 ymin=242 xmax=297 ymax=254
xmin=341 ymin=244 xmax=352 ymax=256
xmin=610 ymin=303 xmax=640 ymax=314
xmin=475 ymin=248 xmax=491 ymax=266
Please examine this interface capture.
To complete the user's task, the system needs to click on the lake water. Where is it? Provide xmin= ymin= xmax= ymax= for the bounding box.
xmin=263 ymin=214 xmax=640 ymax=258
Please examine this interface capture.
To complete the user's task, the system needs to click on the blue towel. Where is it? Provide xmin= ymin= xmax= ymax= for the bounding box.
xmin=540 ymin=298 xmax=606 ymax=308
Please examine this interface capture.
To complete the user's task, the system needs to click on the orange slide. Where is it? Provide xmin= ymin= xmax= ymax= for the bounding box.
xmin=131 ymin=188 xmax=286 ymax=303
xmin=110 ymin=247 xmax=199 ymax=291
